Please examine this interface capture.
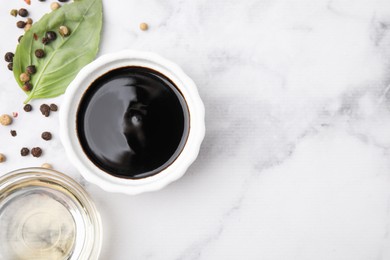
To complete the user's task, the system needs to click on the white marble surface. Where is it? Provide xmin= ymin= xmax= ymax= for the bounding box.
xmin=1 ymin=0 xmax=390 ymax=259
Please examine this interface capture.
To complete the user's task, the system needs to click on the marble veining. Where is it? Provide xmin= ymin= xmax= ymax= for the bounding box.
xmin=1 ymin=0 xmax=390 ymax=259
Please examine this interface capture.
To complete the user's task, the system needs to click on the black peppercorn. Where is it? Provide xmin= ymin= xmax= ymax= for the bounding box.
xmin=42 ymin=37 xmax=50 ymax=45
xmin=26 ymin=65 xmax=36 ymax=75
xmin=18 ymin=35 xmax=23 ymax=43
xmin=4 ymin=52 xmax=14 ymax=62
xmin=22 ymin=82 xmax=33 ymax=92
xmin=41 ymin=131 xmax=52 ymax=141
xmin=16 ymin=21 xmax=26 ymax=29
xmin=50 ymin=104 xmax=58 ymax=111
xmin=31 ymin=147 xmax=42 ymax=157
xmin=23 ymin=104 xmax=32 ymax=112
xmin=40 ymin=104 xmax=50 ymax=117
xmin=10 ymin=130 xmax=17 ymax=137
xmin=46 ymin=31 xmax=57 ymax=41
xmin=7 ymin=63 xmax=13 ymax=71
xmin=18 ymin=8 xmax=28 ymax=17
xmin=35 ymin=49 xmax=45 ymax=58
xmin=21 ymin=147 xmax=30 ymax=156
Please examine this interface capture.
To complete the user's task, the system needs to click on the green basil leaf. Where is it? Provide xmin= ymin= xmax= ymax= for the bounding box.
xmin=13 ymin=0 xmax=103 ymax=103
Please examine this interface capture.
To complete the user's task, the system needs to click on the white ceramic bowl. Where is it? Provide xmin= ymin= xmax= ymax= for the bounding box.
xmin=60 ymin=50 xmax=205 ymax=195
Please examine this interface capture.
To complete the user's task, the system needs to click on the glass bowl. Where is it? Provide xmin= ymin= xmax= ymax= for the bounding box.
xmin=0 ymin=168 xmax=102 ymax=260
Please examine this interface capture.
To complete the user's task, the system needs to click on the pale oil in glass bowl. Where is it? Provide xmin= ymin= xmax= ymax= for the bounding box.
xmin=0 ymin=168 xmax=102 ymax=260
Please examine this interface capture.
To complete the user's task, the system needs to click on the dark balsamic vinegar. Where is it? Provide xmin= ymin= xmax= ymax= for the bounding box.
xmin=77 ymin=67 xmax=189 ymax=179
